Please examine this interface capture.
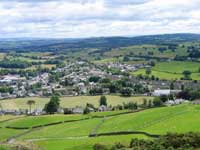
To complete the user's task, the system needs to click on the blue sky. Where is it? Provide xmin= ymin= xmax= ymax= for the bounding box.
xmin=0 ymin=0 xmax=200 ymax=38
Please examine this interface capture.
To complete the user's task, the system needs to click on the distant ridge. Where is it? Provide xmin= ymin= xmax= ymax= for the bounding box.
xmin=0 ymin=33 xmax=200 ymax=52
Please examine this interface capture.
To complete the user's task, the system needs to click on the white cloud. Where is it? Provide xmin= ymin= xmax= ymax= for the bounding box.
xmin=0 ymin=0 xmax=200 ymax=38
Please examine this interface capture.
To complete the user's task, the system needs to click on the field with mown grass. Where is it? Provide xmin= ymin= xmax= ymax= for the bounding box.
xmin=132 ymin=61 xmax=200 ymax=80
xmin=1 ymin=103 xmax=200 ymax=150
xmin=0 ymin=95 xmax=153 ymax=110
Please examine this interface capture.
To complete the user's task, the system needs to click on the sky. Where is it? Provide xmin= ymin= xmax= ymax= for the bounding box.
xmin=0 ymin=0 xmax=200 ymax=38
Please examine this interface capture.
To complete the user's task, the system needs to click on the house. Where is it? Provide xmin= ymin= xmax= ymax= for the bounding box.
xmin=98 ymin=105 xmax=107 ymax=112
xmin=152 ymin=89 xmax=181 ymax=96
xmin=152 ymin=89 xmax=171 ymax=96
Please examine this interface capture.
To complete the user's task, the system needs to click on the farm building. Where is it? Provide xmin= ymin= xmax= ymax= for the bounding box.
xmin=152 ymin=89 xmax=181 ymax=96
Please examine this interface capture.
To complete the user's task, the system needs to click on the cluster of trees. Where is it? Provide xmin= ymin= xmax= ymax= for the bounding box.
xmin=0 ymin=66 xmax=50 ymax=78
xmin=93 ymin=132 xmax=200 ymax=150
xmin=44 ymin=95 xmax=60 ymax=114
xmin=83 ymin=96 xmax=107 ymax=114
xmin=137 ymin=74 xmax=160 ymax=81
xmin=0 ymin=86 xmax=13 ymax=94
xmin=177 ymin=90 xmax=200 ymax=100
xmin=181 ymin=70 xmax=192 ymax=80
xmin=0 ymin=60 xmax=32 ymax=69
xmin=88 ymin=77 xmax=149 ymax=96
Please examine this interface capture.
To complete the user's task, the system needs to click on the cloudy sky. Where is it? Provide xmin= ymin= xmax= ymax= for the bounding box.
xmin=0 ymin=0 xmax=200 ymax=38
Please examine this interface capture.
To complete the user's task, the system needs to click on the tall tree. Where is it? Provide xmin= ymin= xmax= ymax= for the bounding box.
xmin=27 ymin=100 xmax=35 ymax=114
xmin=44 ymin=95 xmax=60 ymax=114
xmin=99 ymin=95 xmax=107 ymax=106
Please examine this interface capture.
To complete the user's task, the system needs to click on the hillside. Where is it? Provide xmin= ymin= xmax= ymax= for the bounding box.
xmin=1 ymin=33 xmax=200 ymax=52
xmin=1 ymin=104 xmax=200 ymax=150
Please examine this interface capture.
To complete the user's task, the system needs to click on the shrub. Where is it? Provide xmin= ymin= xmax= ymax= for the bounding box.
xmin=93 ymin=144 xmax=108 ymax=150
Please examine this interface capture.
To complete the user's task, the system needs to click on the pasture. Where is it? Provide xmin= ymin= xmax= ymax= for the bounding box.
xmin=1 ymin=103 xmax=200 ymax=150
xmin=0 ymin=95 xmax=153 ymax=110
xmin=132 ymin=61 xmax=200 ymax=80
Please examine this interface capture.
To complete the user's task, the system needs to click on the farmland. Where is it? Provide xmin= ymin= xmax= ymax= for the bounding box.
xmin=1 ymin=104 xmax=200 ymax=150
xmin=132 ymin=61 xmax=200 ymax=80
xmin=0 ymin=95 xmax=153 ymax=110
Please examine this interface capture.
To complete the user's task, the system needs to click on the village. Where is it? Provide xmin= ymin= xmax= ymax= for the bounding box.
xmin=0 ymin=60 xmax=200 ymax=116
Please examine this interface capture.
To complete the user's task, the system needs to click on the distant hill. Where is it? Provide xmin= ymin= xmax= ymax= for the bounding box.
xmin=0 ymin=33 xmax=200 ymax=53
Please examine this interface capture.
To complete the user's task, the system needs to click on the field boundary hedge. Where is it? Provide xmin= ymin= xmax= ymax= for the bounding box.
xmin=5 ymin=117 xmax=91 ymax=130
xmin=89 ymin=131 xmax=160 ymax=138
xmin=4 ymin=109 xmax=147 ymax=130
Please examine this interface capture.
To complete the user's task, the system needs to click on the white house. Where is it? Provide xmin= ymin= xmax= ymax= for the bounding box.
xmin=152 ymin=89 xmax=181 ymax=96
xmin=152 ymin=89 xmax=171 ymax=96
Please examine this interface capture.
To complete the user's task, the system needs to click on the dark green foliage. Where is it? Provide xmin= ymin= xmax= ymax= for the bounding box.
xmin=100 ymin=78 xmax=111 ymax=84
xmin=99 ymin=95 xmax=107 ymax=106
xmin=145 ymin=68 xmax=151 ymax=75
xmin=93 ymin=144 xmax=108 ymax=150
xmin=89 ymin=76 xmax=101 ymax=83
xmin=177 ymin=90 xmax=200 ymax=100
xmin=153 ymin=97 xmax=163 ymax=107
xmin=111 ymin=143 xmax=125 ymax=150
xmin=123 ymin=102 xmax=138 ymax=110
xmin=89 ymin=88 xmax=103 ymax=95
xmin=44 ymin=95 xmax=60 ymax=114
xmin=160 ymin=95 xmax=168 ymax=102
xmin=120 ymin=87 xmax=132 ymax=97
xmin=83 ymin=106 xmax=90 ymax=114
xmin=0 ymin=60 xmax=32 ymax=69
xmin=93 ymin=132 xmax=200 ymax=150
xmin=182 ymin=70 xmax=192 ymax=80
xmin=63 ymin=108 xmax=73 ymax=114
xmin=0 ymin=86 xmax=13 ymax=94
xmin=123 ymin=55 xmax=130 ymax=62
xmin=170 ymin=82 xmax=174 ymax=90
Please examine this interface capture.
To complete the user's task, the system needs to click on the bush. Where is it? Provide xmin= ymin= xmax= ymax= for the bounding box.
xmin=153 ymin=97 xmax=163 ymax=107
xmin=93 ymin=144 xmax=108 ymax=150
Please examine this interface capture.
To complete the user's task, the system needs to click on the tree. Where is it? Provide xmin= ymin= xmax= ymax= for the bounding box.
xmin=145 ymin=68 xmax=151 ymax=75
xmin=153 ymin=97 xmax=163 ymax=107
xmin=83 ymin=106 xmax=90 ymax=114
xmin=121 ymin=87 xmax=132 ymax=97
xmin=170 ymin=82 xmax=174 ymax=90
xmin=123 ymin=55 xmax=130 ymax=62
xmin=182 ymin=70 xmax=191 ymax=80
xmin=89 ymin=76 xmax=101 ymax=83
xmin=99 ymin=95 xmax=107 ymax=106
xmin=44 ymin=95 xmax=60 ymax=114
xmin=160 ymin=95 xmax=168 ymax=102
xmin=44 ymin=101 xmax=58 ymax=114
xmin=27 ymin=100 xmax=35 ymax=114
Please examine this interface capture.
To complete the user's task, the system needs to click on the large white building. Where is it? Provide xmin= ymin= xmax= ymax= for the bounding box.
xmin=152 ymin=89 xmax=181 ymax=96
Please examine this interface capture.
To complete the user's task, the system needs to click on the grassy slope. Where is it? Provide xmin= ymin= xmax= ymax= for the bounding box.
xmin=132 ymin=61 xmax=200 ymax=80
xmin=97 ymin=104 xmax=199 ymax=134
xmin=20 ymin=118 xmax=102 ymax=139
xmin=0 ymin=96 xmax=153 ymax=110
xmin=17 ymin=104 xmax=200 ymax=150
xmin=2 ymin=114 xmax=86 ymax=128
xmin=0 ymin=128 xmax=27 ymax=141
xmin=35 ymin=135 xmax=147 ymax=150
xmin=2 ymin=104 xmax=200 ymax=150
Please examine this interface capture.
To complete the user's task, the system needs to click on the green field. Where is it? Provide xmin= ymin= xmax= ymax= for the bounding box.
xmin=132 ymin=61 xmax=200 ymax=80
xmin=0 ymin=114 xmax=86 ymax=128
xmin=0 ymin=95 xmax=153 ymax=110
xmin=1 ymin=103 xmax=200 ymax=150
